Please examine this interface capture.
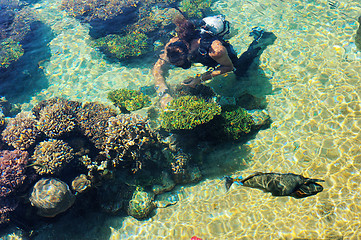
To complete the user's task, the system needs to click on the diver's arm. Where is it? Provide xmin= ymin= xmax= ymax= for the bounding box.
xmin=152 ymin=52 xmax=170 ymax=95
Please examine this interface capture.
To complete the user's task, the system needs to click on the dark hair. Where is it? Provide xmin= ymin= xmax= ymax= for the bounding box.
xmin=174 ymin=16 xmax=199 ymax=42
xmin=166 ymin=40 xmax=189 ymax=64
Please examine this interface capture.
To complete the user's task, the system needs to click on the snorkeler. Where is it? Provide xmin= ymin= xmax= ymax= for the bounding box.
xmin=225 ymin=172 xmax=324 ymax=199
xmin=152 ymin=15 xmax=277 ymax=108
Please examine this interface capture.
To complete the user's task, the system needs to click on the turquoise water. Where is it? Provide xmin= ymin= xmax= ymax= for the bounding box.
xmin=1 ymin=0 xmax=361 ymax=239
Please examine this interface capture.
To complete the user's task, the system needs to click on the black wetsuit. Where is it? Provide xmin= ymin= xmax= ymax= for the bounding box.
xmin=191 ymin=32 xmax=263 ymax=77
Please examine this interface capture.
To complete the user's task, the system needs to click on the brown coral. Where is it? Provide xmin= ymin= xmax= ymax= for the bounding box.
xmin=31 ymin=139 xmax=74 ymax=175
xmin=37 ymin=102 xmax=76 ymax=138
xmin=104 ymin=114 xmax=157 ymax=172
xmin=32 ymin=97 xmax=80 ymax=119
xmin=1 ymin=112 xmax=40 ymax=150
xmin=75 ymin=102 xmax=116 ymax=149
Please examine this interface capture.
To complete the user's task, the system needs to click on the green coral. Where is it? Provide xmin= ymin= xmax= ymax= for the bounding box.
xmin=220 ymin=105 xmax=255 ymax=140
xmin=93 ymin=32 xmax=152 ymax=59
xmin=107 ymin=89 xmax=151 ymax=112
xmin=0 ymin=39 xmax=24 ymax=68
xmin=179 ymin=0 xmax=213 ymax=18
xmin=160 ymin=96 xmax=221 ymax=131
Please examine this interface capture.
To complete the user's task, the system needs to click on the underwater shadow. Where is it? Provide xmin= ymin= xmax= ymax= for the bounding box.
xmin=0 ymin=21 xmax=53 ymax=103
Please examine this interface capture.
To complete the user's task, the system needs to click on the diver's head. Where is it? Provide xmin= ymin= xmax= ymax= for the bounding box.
xmin=166 ymin=40 xmax=192 ymax=69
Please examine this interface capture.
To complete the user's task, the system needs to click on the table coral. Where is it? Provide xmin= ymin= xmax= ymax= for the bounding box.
xmin=29 ymin=178 xmax=75 ymax=217
xmin=107 ymin=88 xmax=151 ymax=112
xmin=1 ymin=112 xmax=40 ymax=150
xmin=104 ymin=114 xmax=157 ymax=172
xmin=160 ymin=96 xmax=221 ymax=131
xmin=75 ymin=102 xmax=117 ymax=149
xmin=31 ymin=139 xmax=74 ymax=176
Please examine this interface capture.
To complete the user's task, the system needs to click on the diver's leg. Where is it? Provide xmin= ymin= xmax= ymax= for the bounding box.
xmin=234 ymin=28 xmax=277 ymax=77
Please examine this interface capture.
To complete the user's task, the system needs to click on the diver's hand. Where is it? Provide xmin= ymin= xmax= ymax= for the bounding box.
xmin=182 ymin=77 xmax=201 ymax=88
xmin=160 ymin=93 xmax=173 ymax=109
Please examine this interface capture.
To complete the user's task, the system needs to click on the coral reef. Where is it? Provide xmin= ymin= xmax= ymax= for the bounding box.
xmin=1 ymin=112 xmax=40 ymax=150
xmin=127 ymin=187 xmax=155 ymax=219
xmin=71 ymin=174 xmax=92 ymax=194
xmin=0 ymin=39 xmax=24 ymax=68
xmin=104 ymin=114 xmax=157 ymax=172
xmin=160 ymin=96 xmax=221 ymax=131
xmin=32 ymin=97 xmax=80 ymax=119
xmin=179 ymin=0 xmax=212 ymax=18
xmin=60 ymin=0 xmax=138 ymax=22
xmin=93 ymin=32 xmax=152 ymax=59
xmin=0 ymin=150 xmax=30 ymax=225
xmin=107 ymin=88 xmax=151 ymax=112
xmin=220 ymin=105 xmax=255 ymax=140
xmin=0 ymin=96 xmax=21 ymax=117
xmin=29 ymin=178 xmax=75 ymax=217
xmin=31 ymin=139 xmax=74 ymax=175
xmin=75 ymin=102 xmax=116 ymax=149
xmin=37 ymin=101 xmax=77 ymax=138
xmin=356 ymin=15 xmax=361 ymax=51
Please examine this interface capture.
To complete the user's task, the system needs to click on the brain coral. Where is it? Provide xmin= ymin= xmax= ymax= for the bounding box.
xmin=1 ymin=112 xmax=40 ymax=150
xmin=31 ymin=139 xmax=74 ymax=175
xmin=29 ymin=178 xmax=75 ymax=217
xmin=75 ymin=102 xmax=116 ymax=149
xmin=104 ymin=114 xmax=157 ymax=172
xmin=37 ymin=102 xmax=76 ymax=138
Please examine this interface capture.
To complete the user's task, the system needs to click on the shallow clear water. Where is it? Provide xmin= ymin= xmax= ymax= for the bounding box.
xmin=1 ymin=0 xmax=361 ymax=239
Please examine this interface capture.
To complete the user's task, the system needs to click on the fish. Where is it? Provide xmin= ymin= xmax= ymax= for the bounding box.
xmin=225 ymin=172 xmax=324 ymax=198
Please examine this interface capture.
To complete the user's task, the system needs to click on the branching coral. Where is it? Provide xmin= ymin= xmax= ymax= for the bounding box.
xmin=104 ymin=114 xmax=157 ymax=172
xmin=160 ymin=96 xmax=221 ymax=131
xmin=60 ymin=0 xmax=139 ymax=22
xmin=32 ymin=97 xmax=80 ymax=119
xmin=107 ymin=88 xmax=151 ymax=112
xmin=0 ymin=39 xmax=24 ymax=68
xmin=179 ymin=0 xmax=213 ymax=18
xmin=75 ymin=102 xmax=116 ymax=149
xmin=220 ymin=105 xmax=255 ymax=140
xmin=37 ymin=102 xmax=77 ymax=138
xmin=1 ymin=112 xmax=40 ymax=150
xmin=93 ymin=32 xmax=152 ymax=59
xmin=0 ymin=197 xmax=17 ymax=225
xmin=31 ymin=139 xmax=74 ymax=175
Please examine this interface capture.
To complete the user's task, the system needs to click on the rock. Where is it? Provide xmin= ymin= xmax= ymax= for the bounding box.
xmin=127 ymin=187 xmax=155 ymax=220
xmin=356 ymin=16 xmax=361 ymax=51
xmin=71 ymin=174 xmax=92 ymax=194
xmin=246 ymin=109 xmax=271 ymax=127
xmin=29 ymin=178 xmax=75 ymax=217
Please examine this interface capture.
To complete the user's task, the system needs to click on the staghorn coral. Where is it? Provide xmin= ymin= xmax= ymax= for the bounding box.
xmin=220 ymin=105 xmax=255 ymax=140
xmin=356 ymin=15 xmax=361 ymax=51
xmin=104 ymin=114 xmax=157 ymax=172
xmin=93 ymin=31 xmax=152 ymax=59
xmin=0 ymin=150 xmax=30 ymax=225
xmin=31 ymin=139 xmax=74 ymax=175
xmin=60 ymin=0 xmax=138 ymax=22
xmin=29 ymin=178 xmax=75 ymax=217
xmin=75 ymin=102 xmax=117 ymax=149
xmin=32 ymin=97 xmax=80 ymax=119
xmin=1 ymin=112 xmax=40 ymax=150
xmin=37 ymin=102 xmax=77 ymax=138
xmin=0 ymin=39 xmax=24 ymax=68
xmin=160 ymin=96 xmax=221 ymax=131
xmin=107 ymin=88 xmax=151 ymax=112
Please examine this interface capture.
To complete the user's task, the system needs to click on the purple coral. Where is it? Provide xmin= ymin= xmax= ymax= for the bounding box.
xmin=0 ymin=150 xmax=30 ymax=224
xmin=1 ymin=112 xmax=40 ymax=150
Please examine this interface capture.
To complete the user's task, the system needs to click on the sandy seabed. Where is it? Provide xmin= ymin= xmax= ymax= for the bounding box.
xmin=9 ymin=0 xmax=361 ymax=238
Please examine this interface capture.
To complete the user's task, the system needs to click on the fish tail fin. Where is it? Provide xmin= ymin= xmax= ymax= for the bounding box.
xmin=225 ymin=176 xmax=234 ymax=191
